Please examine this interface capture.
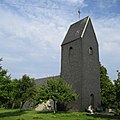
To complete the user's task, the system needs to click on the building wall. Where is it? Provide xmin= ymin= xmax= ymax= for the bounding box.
xmin=61 ymin=39 xmax=83 ymax=111
xmin=61 ymin=18 xmax=101 ymax=111
xmin=81 ymin=20 xmax=101 ymax=111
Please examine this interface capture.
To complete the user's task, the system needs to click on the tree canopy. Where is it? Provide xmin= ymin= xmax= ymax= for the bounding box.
xmin=35 ymin=77 xmax=77 ymax=113
xmin=0 ymin=58 xmax=12 ymax=107
xmin=100 ymin=64 xmax=115 ymax=109
xmin=1 ymin=58 xmax=120 ymax=113
xmin=10 ymin=75 xmax=37 ymax=109
xmin=114 ymin=73 xmax=120 ymax=109
xmin=0 ymin=59 xmax=36 ymax=108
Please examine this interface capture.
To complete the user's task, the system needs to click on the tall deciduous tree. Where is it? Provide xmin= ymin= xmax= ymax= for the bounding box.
xmin=114 ymin=73 xmax=120 ymax=109
xmin=5 ymin=74 xmax=37 ymax=109
xmin=100 ymin=64 xmax=115 ymax=109
xmin=9 ymin=79 xmax=21 ymax=108
xmin=0 ymin=59 xmax=37 ymax=109
xmin=35 ymin=78 xmax=77 ymax=113
xmin=18 ymin=74 xmax=36 ymax=109
xmin=0 ymin=58 xmax=12 ymax=108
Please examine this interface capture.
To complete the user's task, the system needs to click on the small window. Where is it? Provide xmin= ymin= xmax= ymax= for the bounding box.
xmin=89 ymin=47 xmax=93 ymax=55
xmin=69 ymin=47 xmax=73 ymax=55
xmin=69 ymin=47 xmax=73 ymax=63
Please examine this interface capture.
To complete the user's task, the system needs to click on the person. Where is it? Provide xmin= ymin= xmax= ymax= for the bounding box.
xmin=88 ymin=105 xmax=94 ymax=114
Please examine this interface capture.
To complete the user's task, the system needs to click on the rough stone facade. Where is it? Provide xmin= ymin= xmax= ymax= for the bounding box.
xmin=61 ymin=16 xmax=101 ymax=111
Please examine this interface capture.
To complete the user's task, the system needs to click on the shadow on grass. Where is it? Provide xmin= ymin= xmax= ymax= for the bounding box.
xmin=86 ymin=113 xmax=120 ymax=120
xmin=36 ymin=111 xmax=54 ymax=115
xmin=36 ymin=111 xmax=69 ymax=114
xmin=0 ymin=110 xmax=25 ymax=118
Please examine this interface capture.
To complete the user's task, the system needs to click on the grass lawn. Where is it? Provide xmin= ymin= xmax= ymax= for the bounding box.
xmin=0 ymin=109 xmax=119 ymax=120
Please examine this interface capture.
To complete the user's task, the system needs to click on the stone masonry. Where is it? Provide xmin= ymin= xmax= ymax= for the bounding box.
xmin=61 ymin=16 xmax=101 ymax=111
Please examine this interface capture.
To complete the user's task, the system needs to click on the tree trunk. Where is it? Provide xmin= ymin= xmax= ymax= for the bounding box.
xmin=53 ymin=100 xmax=57 ymax=113
xmin=20 ymin=101 xmax=23 ymax=110
xmin=12 ymin=103 xmax=15 ymax=109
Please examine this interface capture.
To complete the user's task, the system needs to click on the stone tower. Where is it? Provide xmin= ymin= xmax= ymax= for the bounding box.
xmin=61 ymin=16 xmax=101 ymax=111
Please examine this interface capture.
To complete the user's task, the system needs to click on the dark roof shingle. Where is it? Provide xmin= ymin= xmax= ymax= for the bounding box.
xmin=62 ymin=16 xmax=89 ymax=45
xmin=35 ymin=75 xmax=60 ymax=85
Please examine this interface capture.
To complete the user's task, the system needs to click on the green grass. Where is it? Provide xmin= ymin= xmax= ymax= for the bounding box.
xmin=0 ymin=109 xmax=119 ymax=120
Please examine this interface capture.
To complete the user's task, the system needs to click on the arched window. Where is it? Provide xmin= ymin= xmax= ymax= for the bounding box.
xmin=69 ymin=47 xmax=73 ymax=63
xmin=90 ymin=94 xmax=94 ymax=107
xmin=69 ymin=47 xmax=73 ymax=55
xmin=89 ymin=47 xmax=93 ymax=55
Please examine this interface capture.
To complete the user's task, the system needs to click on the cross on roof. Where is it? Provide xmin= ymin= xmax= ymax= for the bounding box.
xmin=78 ymin=9 xmax=80 ymax=19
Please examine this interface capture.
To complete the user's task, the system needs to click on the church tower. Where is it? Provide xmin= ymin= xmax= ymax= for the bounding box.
xmin=61 ymin=16 xmax=101 ymax=111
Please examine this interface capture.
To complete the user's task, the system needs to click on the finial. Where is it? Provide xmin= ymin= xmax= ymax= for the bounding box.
xmin=78 ymin=9 xmax=80 ymax=19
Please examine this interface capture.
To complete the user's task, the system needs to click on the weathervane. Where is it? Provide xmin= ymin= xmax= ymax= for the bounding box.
xmin=78 ymin=9 xmax=80 ymax=19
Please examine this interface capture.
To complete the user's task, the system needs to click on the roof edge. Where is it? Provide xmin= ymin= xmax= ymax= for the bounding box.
xmin=81 ymin=16 xmax=90 ymax=38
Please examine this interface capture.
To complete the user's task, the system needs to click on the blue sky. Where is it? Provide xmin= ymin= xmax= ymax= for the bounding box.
xmin=0 ymin=0 xmax=120 ymax=80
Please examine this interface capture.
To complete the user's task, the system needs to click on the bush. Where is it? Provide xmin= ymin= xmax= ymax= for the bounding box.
xmin=115 ymin=109 xmax=120 ymax=116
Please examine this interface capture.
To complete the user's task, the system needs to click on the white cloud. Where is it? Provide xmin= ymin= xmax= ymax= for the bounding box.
xmin=66 ymin=0 xmax=84 ymax=4
xmin=93 ymin=16 xmax=120 ymax=79
xmin=94 ymin=17 xmax=120 ymax=53
xmin=0 ymin=4 xmax=70 ymax=79
xmin=0 ymin=0 xmax=119 ymax=80
xmin=98 ymin=0 xmax=117 ymax=9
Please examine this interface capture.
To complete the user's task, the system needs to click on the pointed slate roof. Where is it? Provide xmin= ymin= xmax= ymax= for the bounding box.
xmin=62 ymin=16 xmax=90 ymax=45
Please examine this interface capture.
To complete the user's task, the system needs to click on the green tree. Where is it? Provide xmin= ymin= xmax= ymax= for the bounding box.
xmin=17 ymin=74 xmax=36 ymax=109
xmin=114 ymin=74 xmax=120 ymax=109
xmin=0 ymin=58 xmax=12 ymax=108
xmin=35 ymin=77 xmax=77 ymax=113
xmin=9 ymin=79 xmax=21 ymax=108
xmin=0 ymin=59 xmax=37 ymax=109
xmin=100 ymin=64 xmax=115 ymax=109
xmin=3 ymin=75 xmax=37 ymax=109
